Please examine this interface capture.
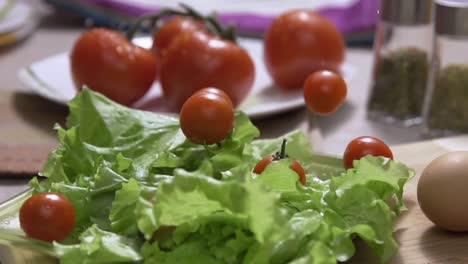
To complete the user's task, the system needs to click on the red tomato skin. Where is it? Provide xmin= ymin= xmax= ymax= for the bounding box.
xmin=71 ymin=28 xmax=157 ymax=106
xmin=303 ymin=70 xmax=347 ymax=116
xmin=152 ymin=16 xmax=203 ymax=59
xmin=253 ymin=157 xmax=307 ymax=186
xmin=161 ymin=31 xmax=255 ymax=110
xmin=264 ymin=10 xmax=345 ymax=89
xmin=291 ymin=160 xmax=307 ymax=186
xmin=253 ymin=156 xmax=276 ymax=174
xmin=19 ymin=192 xmax=75 ymax=243
xmin=197 ymin=87 xmax=234 ymax=105
xmin=343 ymin=136 xmax=394 ymax=169
xmin=180 ymin=88 xmax=234 ymax=144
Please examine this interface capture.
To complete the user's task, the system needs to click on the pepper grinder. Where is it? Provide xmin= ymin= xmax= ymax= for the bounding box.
xmin=367 ymin=0 xmax=434 ymax=126
xmin=422 ymin=0 xmax=468 ymax=137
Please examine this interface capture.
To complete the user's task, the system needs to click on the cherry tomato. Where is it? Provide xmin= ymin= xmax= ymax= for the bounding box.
xmin=343 ymin=136 xmax=394 ymax=169
xmin=180 ymin=87 xmax=234 ymax=144
xmin=264 ymin=10 xmax=345 ymax=89
xmin=161 ymin=31 xmax=255 ymax=110
xmin=291 ymin=160 xmax=307 ymax=186
xmin=253 ymin=156 xmax=275 ymax=174
xmin=198 ymin=87 xmax=233 ymax=105
xmin=253 ymin=139 xmax=307 ymax=186
xmin=19 ymin=192 xmax=75 ymax=242
xmin=71 ymin=28 xmax=157 ymax=106
xmin=152 ymin=16 xmax=203 ymax=59
xmin=303 ymin=70 xmax=347 ymax=115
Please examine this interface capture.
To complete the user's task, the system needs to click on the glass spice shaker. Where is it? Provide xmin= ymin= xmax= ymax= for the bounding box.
xmin=422 ymin=0 xmax=468 ymax=137
xmin=367 ymin=0 xmax=434 ymax=126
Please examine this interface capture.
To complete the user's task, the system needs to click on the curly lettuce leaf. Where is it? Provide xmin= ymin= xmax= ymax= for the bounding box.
xmin=54 ymin=225 xmax=141 ymax=264
xmin=0 ymin=90 xmax=414 ymax=264
xmin=244 ymin=131 xmax=345 ymax=180
xmin=139 ymin=171 xmax=287 ymax=264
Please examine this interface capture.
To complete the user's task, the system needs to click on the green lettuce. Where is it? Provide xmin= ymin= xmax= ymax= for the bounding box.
xmin=0 ymin=89 xmax=413 ymax=264
xmin=54 ymin=225 xmax=142 ymax=263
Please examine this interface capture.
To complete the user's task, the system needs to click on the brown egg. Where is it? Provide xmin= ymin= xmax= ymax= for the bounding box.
xmin=417 ymin=151 xmax=468 ymax=232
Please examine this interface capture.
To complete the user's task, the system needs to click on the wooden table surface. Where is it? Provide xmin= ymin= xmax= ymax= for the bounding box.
xmin=349 ymin=137 xmax=468 ymax=264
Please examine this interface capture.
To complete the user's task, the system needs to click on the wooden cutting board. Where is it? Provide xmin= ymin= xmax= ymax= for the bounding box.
xmin=349 ymin=135 xmax=468 ymax=264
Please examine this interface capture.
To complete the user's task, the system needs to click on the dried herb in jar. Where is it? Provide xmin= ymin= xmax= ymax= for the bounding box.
xmin=427 ymin=64 xmax=468 ymax=132
xmin=368 ymin=47 xmax=429 ymax=122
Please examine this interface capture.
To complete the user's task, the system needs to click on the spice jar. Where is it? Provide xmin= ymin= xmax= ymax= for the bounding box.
xmin=423 ymin=0 xmax=468 ymax=136
xmin=367 ymin=0 xmax=434 ymax=126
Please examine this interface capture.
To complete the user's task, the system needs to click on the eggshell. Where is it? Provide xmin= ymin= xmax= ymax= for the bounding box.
xmin=417 ymin=151 xmax=468 ymax=232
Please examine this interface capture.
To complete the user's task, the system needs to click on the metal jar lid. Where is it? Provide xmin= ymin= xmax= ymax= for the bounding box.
xmin=380 ymin=0 xmax=433 ymax=25
xmin=435 ymin=0 xmax=468 ymax=36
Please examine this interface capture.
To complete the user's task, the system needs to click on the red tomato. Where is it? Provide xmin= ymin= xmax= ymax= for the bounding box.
xmin=253 ymin=156 xmax=275 ymax=174
xmin=264 ymin=10 xmax=345 ymax=89
xmin=291 ymin=160 xmax=307 ymax=186
xmin=198 ymin=87 xmax=233 ymax=105
xmin=19 ymin=192 xmax=75 ymax=242
xmin=303 ymin=70 xmax=347 ymax=115
xmin=343 ymin=136 xmax=394 ymax=169
xmin=180 ymin=87 xmax=234 ymax=144
xmin=161 ymin=31 xmax=255 ymax=110
xmin=152 ymin=16 xmax=203 ymax=59
xmin=71 ymin=28 xmax=157 ymax=106
xmin=253 ymin=140 xmax=307 ymax=186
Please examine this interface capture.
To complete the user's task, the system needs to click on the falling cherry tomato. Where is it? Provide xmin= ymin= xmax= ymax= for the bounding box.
xmin=19 ymin=192 xmax=75 ymax=242
xmin=343 ymin=136 xmax=394 ymax=169
xmin=253 ymin=139 xmax=307 ymax=186
xmin=180 ymin=87 xmax=235 ymax=145
xmin=303 ymin=70 xmax=347 ymax=116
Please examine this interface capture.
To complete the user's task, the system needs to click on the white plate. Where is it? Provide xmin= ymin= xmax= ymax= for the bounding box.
xmin=0 ymin=1 xmax=32 ymax=33
xmin=17 ymin=37 xmax=355 ymax=119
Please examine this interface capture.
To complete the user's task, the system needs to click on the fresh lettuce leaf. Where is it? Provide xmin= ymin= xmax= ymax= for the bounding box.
xmin=244 ymin=131 xmax=345 ymax=180
xmin=254 ymin=159 xmax=299 ymax=193
xmin=139 ymin=172 xmax=287 ymax=264
xmin=109 ymin=178 xmax=142 ymax=237
xmin=0 ymin=89 xmax=414 ymax=264
xmin=54 ymin=225 xmax=141 ymax=263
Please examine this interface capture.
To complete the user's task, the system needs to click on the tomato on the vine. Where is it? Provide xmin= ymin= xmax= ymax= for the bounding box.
xmin=303 ymin=70 xmax=347 ymax=115
xmin=343 ymin=136 xmax=394 ymax=169
xmin=253 ymin=139 xmax=307 ymax=186
xmin=19 ymin=192 xmax=75 ymax=242
xmin=180 ymin=87 xmax=234 ymax=145
xmin=125 ymin=5 xmax=255 ymax=111
xmin=264 ymin=10 xmax=345 ymax=89
xmin=160 ymin=31 xmax=255 ymax=110
xmin=71 ymin=28 xmax=157 ymax=106
xmin=152 ymin=16 xmax=203 ymax=59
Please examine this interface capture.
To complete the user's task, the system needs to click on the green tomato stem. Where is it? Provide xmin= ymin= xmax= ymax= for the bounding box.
xmin=125 ymin=3 xmax=237 ymax=44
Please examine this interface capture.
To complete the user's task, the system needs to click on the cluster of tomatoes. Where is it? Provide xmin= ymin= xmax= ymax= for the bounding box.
xmin=70 ymin=5 xmax=255 ymax=110
xmin=70 ymin=6 xmax=348 ymax=112
xmin=176 ymin=9 xmax=351 ymax=184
